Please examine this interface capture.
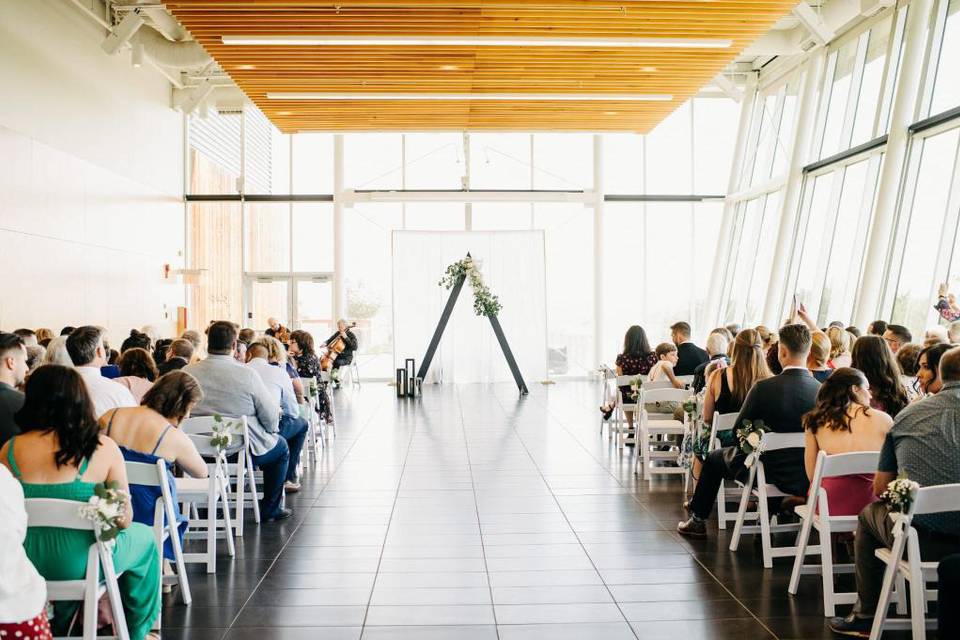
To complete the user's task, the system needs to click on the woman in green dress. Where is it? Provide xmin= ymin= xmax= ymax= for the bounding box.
xmin=0 ymin=365 xmax=161 ymax=640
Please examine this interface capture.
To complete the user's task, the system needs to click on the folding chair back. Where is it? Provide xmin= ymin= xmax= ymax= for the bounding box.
xmin=709 ymin=412 xmax=740 ymax=529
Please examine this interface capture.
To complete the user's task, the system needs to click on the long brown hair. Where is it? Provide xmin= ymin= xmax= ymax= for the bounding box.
xmin=803 ymin=367 xmax=870 ymax=434
xmin=141 ymin=371 xmax=204 ymax=424
xmin=851 ymin=335 xmax=909 ymax=417
xmin=728 ymin=328 xmax=772 ymax=405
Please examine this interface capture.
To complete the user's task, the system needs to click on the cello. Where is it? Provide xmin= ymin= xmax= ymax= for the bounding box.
xmin=321 ymin=322 xmax=356 ymax=371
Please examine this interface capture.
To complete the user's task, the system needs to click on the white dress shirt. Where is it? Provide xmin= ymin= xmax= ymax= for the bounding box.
xmin=247 ymin=358 xmax=298 ymax=419
xmin=75 ymin=366 xmax=137 ymax=419
xmin=0 ymin=465 xmax=47 ymax=623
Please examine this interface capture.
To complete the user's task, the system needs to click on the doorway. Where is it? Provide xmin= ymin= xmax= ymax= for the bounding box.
xmin=243 ymin=274 xmax=334 ymax=340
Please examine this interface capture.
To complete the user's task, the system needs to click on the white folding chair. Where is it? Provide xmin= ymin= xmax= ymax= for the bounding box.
xmin=787 ymin=450 xmax=882 ymax=616
xmin=676 ymin=374 xmax=695 ymax=388
xmin=25 ymin=498 xmax=130 ymax=640
xmin=342 ymin=361 xmax=361 ymax=388
xmin=870 ymin=483 xmax=960 ymax=640
xmin=599 ymin=366 xmax=617 ymax=438
xmin=709 ymin=412 xmax=741 ymax=529
xmin=634 ymin=386 xmax=692 ymax=481
xmin=319 ymin=370 xmax=338 ymax=437
xmin=729 ymin=431 xmax=806 ymax=568
xmin=300 ymin=376 xmax=325 ymax=459
xmin=612 ymin=375 xmax=640 ymax=449
xmin=124 ymin=459 xmax=192 ymax=606
xmin=176 ymin=433 xmax=236 ymax=573
xmin=181 ymin=416 xmax=260 ymax=536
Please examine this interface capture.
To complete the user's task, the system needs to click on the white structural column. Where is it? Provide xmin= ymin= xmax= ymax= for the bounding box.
xmin=333 ymin=133 xmax=346 ymax=322
xmin=705 ymin=74 xmax=757 ymax=327
xmin=464 ymin=132 xmax=472 ymax=230
xmin=761 ymin=51 xmax=825 ymax=327
xmin=854 ymin=0 xmax=935 ymax=329
xmin=593 ymin=134 xmax=604 ymax=368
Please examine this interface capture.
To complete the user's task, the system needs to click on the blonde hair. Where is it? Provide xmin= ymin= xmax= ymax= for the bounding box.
xmin=810 ymin=331 xmax=831 ymax=367
xmin=727 ymin=328 xmax=773 ymax=404
xmin=755 ymin=325 xmax=776 ymax=348
xmin=706 ymin=332 xmax=729 ymax=356
xmin=255 ymin=335 xmax=288 ymax=365
xmin=827 ymin=326 xmax=851 ymax=360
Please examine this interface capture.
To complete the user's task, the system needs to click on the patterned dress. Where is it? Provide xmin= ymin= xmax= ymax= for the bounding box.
xmin=295 ymin=352 xmax=333 ymax=425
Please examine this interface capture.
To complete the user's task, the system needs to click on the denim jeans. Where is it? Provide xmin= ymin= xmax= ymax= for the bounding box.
xmin=279 ymin=413 xmax=308 ymax=483
xmin=250 ymin=437 xmax=289 ymax=520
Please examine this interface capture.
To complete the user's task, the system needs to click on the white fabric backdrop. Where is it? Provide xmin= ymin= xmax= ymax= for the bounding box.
xmin=392 ymin=230 xmax=547 ymax=385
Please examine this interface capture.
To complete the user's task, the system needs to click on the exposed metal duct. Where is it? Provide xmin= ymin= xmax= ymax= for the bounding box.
xmin=134 ymin=25 xmax=210 ymax=70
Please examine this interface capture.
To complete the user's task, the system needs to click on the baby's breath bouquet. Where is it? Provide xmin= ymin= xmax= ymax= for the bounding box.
xmin=210 ymin=414 xmax=242 ymax=452
xmin=78 ymin=481 xmax=129 ymax=548
xmin=736 ymin=419 xmax=769 ymax=467
xmin=880 ymin=475 xmax=920 ymax=513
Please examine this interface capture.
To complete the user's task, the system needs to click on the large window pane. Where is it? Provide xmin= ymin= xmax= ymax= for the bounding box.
xmin=723 ymin=198 xmax=764 ymax=323
xmin=693 ymin=97 xmax=739 ymax=194
xmin=535 ymin=203 xmax=593 ymax=375
xmin=292 ymin=204 xmax=333 ymax=272
xmin=931 ymin=0 xmax=960 ymax=116
xmin=471 ymin=203 xmax=532 ymax=230
xmin=645 ymin=102 xmax=692 ymax=193
xmin=743 ymin=192 xmax=783 ymax=324
xmin=187 ymin=202 xmax=242 ymax=328
xmin=891 ymin=129 xmax=960 ymax=335
xmin=792 ymin=172 xmax=838 ymax=312
xmin=404 ymin=203 xmax=465 ymax=230
xmin=533 ymin=134 xmax=593 ymax=189
xmin=820 ymin=40 xmax=858 ymax=159
xmin=749 ymin=90 xmax=783 ymax=186
xmin=344 ymin=133 xmax=402 ymax=189
xmin=344 ymin=203 xmax=403 ymax=378
xmin=602 ymin=133 xmax=643 ymax=194
xmin=850 ymin=17 xmax=892 ymax=147
xmin=470 ymin=133 xmax=532 ymax=189
xmin=245 ymin=203 xmax=290 ymax=272
xmin=292 ymin=133 xmax=333 ymax=194
xmin=405 ymin=133 xmax=465 ymax=189
xmin=188 ymin=110 xmax=240 ymax=195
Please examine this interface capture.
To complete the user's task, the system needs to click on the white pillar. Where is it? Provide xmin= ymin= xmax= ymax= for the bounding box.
xmin=854 ymin=0 xmax=935 ymax=329
xmin=761 ymin=51 xmax=826 ymax=327
xmin=333 ymin=134 xmax=346 ymax=323
xmin=593 ymin=134 xmax=604 ymax=368
xmin=463 ymin=131 xmax=472 ymax=230
xmin=704 ymin=74 xmax=758 ymax=327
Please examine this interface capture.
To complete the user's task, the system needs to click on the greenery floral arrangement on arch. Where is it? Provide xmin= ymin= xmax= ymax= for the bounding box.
xmin=438 ymin=255 xmax=503 ymax=317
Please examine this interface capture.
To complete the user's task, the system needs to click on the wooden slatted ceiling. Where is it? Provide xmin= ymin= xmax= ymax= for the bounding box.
xmin=165 ymin=1 xmax=798 ymax=132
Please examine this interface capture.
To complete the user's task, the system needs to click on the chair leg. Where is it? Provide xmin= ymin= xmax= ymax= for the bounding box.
xmin=246 ymin=449 xmax=261 ymax=524
xmin=234 ymin=453 xmax=246 ymax=537
xmin=83 ymin=548 xmax=99 ymax=640
xmin=729 ymin=475 xmax=754 ymax=552
xmin=868 ymin=555 xmax=902 ymax=640
xmin=218 ymin=471 xmax=237 ymax=558
xmin=757 ymin=490 xmax=773 ymax=569
xmin=820 ymin=528 xmax=837 ymax=616
xmin=206 ymin=477 xmax=217 ymax=574
xmin=717 ymin=483 xmax=728 ymax=530
xmin=164 ymin=498 xmax=192 ymax=605
xmin=788 ymin=513 xmax=814 ymax=597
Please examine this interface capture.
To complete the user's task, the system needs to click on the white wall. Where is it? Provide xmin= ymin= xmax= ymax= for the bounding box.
xmin=0 ymin=0 xmax=185 ymax=340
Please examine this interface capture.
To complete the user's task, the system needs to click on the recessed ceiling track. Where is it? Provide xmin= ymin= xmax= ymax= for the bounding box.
xmin=221 ymin=35 xmax=732 ymax=49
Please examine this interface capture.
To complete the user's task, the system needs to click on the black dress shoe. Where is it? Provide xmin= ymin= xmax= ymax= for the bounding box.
xmin=827 ymin=614 xmax=872 ymax=638
xmin=676 ymin=517 xmax=707 ymax=538
xmin=268 ymin=508 xmax=294 ymax=522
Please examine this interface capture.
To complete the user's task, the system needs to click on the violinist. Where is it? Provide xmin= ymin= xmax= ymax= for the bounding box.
xmin=323 ymin=320 xmax=358 ymax=387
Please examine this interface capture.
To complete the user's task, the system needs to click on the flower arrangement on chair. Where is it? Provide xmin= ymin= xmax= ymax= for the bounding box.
xmin=78 ymin=482 xmax=129 ymax=549
xmin=210 ymin=414 xmax=242 ymax=453
xmin=879 ymin=475 xmax=920 ymax=513
xmin=736 ymin=419 xmax=769 ymax=467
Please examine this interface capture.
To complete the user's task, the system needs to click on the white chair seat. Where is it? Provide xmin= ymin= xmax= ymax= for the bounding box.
xmin=175 ymin=477 xmax=210 ymax=494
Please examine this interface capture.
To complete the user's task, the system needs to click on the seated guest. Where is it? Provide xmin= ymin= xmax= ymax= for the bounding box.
xmin=756 ymin=325 xmax=776 ymax=350
xmin=0 ymin=464 xmax=51 ymax=639
xmin=66 ymin=326 xmax=136 ymax=418
xmin=895 ymin=342 xmax=922 ymax=398
xmin=247 ymin=340 xmax=308 ymax=493
xmin=694 ymin=329 xmax=772 ymax=487
xmin=12 ymin=329 xmax=37 ymax=348
xmin=41 ymin=336 xmax=73 ymax=368
xmin=602 ymin=325 xmax=658 ymax=429
xmin=120 ymin=329 xmax=152 ymax=354
xmin=184 ymin=322 xmax=291 ymax=521
xmin=158 ymin=338 xmax=194 ymax=376
xmin=265 ymin=317 xmax=291 ymax=345
xmin=851 ymin=335 xmax=910 ymax=417
xmin=867 ymin=320 xmax=887 ymax=336
xmin=260 ymin=336 xmax=304 ymax=403
xmin=670 ymin=321 xmax=709 ymax=376
xmin=115 ymin=348 xmax=158 ymax=403
xmin=237 ymin=328 xmax=256 ymax=364
xmin=692 ymin=330 xmax=730 ymax=393
xmin=915 ymin=342 xmax=952 ymax=396
xmin=647 ymin=342 xmax=684 ymax=388
xmin=846 ymin=325 xmax=862 ymax=339
xmin=678 ymin=324 xmax=820 ymax=538
xmin=881 ymin=324 xmax=911 ymax=354
xmin=808 ymin=331 xmax=833 ymax=383
xmin=288 ymin=330 xmax=334 ymax=426
xmin=829 ymin=348 xmax=960 ymax=637
xmin=949 ymin=320 xmax=960 ymax=344
xmin=24 ymin=345 xmax=45 ymax=373
xmin=324 ymin=319 xmax=359 ymax=386
xmin=923 ymin=326 xmax=948 ymax=347
xmin=0 ymin=334 xmax=27 ymax=446
xmin=724 ymin=323 xmax=741 ymax=339
xmin=827 ymin=326 xmax=852 ymax=368
xmin=180 ymin=330 xmax=202 ymax=361
xmin=139 ymin=325 xmax=160 ymax=347
xmin=802 ymin=368 xmax=891 ymax=516
xmin=0 ymin=366 xmax=160 ymax=639
xmin=99 ymin=372 xmax=208 ymax=560
xmin=766 ymin=340 xmax=784 ymax=375
xmin=152 ymin=338 xmax=172 ymax=366
xmin=59 ymin=326 xmax=75 ymax=336
xmin=34 ymin=327 xmax=54 ymax=345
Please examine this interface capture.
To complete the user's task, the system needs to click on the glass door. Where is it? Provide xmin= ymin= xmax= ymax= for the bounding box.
xmin=244 ymin=274 xmax=335 ymax=341
xmin=244 ymin=277 xmax=289 ymax=333
xmin=294 ymin=276 xmax=334 ymax=342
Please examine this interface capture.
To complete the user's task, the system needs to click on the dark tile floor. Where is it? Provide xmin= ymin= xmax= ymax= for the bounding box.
xmin=162 ymin=382 xmax=925 ymax=639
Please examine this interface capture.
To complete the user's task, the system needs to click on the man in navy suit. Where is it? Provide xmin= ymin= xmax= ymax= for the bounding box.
xmin=670 ymin=321 xmax=709 ymax=376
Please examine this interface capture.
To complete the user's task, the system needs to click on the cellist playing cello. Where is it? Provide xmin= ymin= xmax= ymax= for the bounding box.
xmin=322 ymin=319 xmax=358 ymax=388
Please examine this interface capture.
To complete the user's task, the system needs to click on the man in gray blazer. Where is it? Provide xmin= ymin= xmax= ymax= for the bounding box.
xmin=185 ymin=322 xmax=293 ymax=521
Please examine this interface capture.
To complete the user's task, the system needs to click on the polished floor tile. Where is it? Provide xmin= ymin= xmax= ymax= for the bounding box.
xmin=160 ymin=382 xmax=928 ymax=639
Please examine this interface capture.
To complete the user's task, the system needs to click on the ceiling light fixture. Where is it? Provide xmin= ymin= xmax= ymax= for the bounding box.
xmin=439 ymin=64 xmax=459 ymax=70
xmin=237 ymin=64 xmax=256 ymax=70
xmin=267 ymin=92 xmax=673 ymax=101
xmin=223 ymin=35 xmax=731 ymax=49
xmin=640 ymin=66 xmax=658 ymax=72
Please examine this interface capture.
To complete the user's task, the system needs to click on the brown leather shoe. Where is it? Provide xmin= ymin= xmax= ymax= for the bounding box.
xmin=677 ymin=517 xmax=707 ymax=538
